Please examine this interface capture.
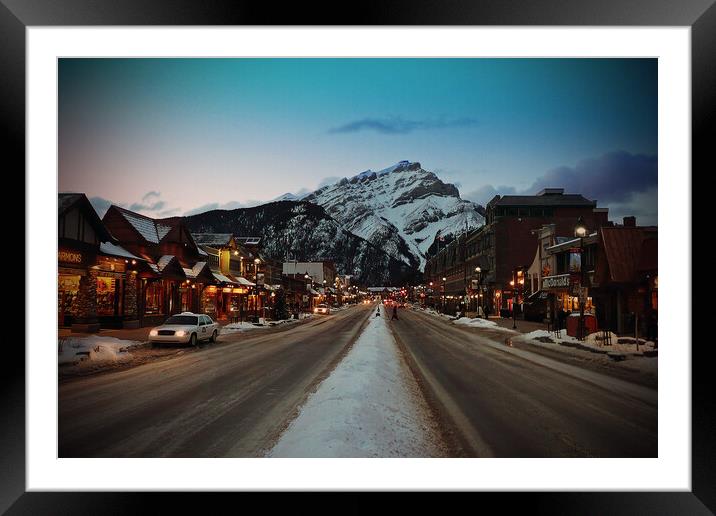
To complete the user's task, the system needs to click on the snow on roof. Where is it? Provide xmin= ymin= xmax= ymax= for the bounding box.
xmin=99 ymin=241 xmax=143 ymax=261
xmin=191 ymin=261 xmax=209 ymax=276
xmin=157 ymin=255 xmax=175 ymax=271
xmin=114 ymin=206 xmax=178 ymax=244
xmin=197 ymin=247 xmax=208 ymax=256
xmin=308 ymin=288 xmax=320 ymax=295
xmin=182 ymin=268 xmax=197 ymax=279
xmin=156 ymin=223 xmax=173 ymax=241
xmin=191 ymin=233 xmax=234 ymax=246
xmin=213 ymin=272 xmax=237 ymax=284
xmin=235 ymin=276 xmax=255 ymax=286
xmin=149 ymin=263 xmax=160 ymax=274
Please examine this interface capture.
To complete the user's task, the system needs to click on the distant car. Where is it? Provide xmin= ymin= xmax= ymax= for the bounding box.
xmin=314 ymin=303 xmax=330 ymax=315
xmin=149 ymin=312 xmax=220 ymax=346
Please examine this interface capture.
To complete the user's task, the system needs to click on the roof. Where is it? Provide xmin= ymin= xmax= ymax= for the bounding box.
xmin=182 ymin=268 xmax=197 ymax=280
xmin=213 ymin=272 xmax=237 ymax=285
xmin=490 ymin=194 xmax=596 ymax=207
xmin=638 ymin=237 xmax=658 ymax=272
xmin=234 ymin=276 xmax=255 ymax=286
xmin=59 ymin=193 xmax=114 ymax=242
xmin=99 ymin=242 xmax=144 ymax=261
xmin=600 ymin=227 xmax=649 ymax=283
xmin=157 ymin=255 xmax=175 ymax=271
xmin=234 ymin=236 xmax=262 ymax=246
xmin=190 ymin=233 xmax=234 ymax=247
xmin=112 ymin=206 xmax=175 ymax=244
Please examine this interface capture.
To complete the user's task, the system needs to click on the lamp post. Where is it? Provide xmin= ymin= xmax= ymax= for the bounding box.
xmin=253 ymin=257 xmax=261 ymax=322
xmin=474 ymin=266 xmax=482 ymax=317
xmin=574 ymin=216 xmax=588 ymax=340
xmin=442 ymin=277 xmax=446 ymax=313
xmin=510 ymin=276 xmax=517 ymax=329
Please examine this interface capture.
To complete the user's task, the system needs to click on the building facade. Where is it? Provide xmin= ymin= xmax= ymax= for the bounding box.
xmin=425 ymin=189 xmax=610 ymax=316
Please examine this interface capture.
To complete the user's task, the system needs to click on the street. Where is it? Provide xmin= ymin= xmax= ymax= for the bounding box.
xmin=59 ymin=303 xmax=657 ymax=458
xmin=59 ymin=304 xmax=372 ymax=457
xmin=390 ymin=308 xmax=657 ymax=457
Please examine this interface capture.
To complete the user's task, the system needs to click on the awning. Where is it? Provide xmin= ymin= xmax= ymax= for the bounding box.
xmin=234 ymin=276 xmax=255 ymax=286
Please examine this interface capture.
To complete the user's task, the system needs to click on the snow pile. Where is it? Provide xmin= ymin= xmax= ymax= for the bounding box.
xmin=268 ymin=306 xmax=444 ymax=457
xmin=520 ymin=330 xmax=657 ymax=355
xmin=58 ymin=336 xmax=140 ymax=366
xmin=221 ymin=322 xmax=274 ymax=333
xmin=453 ymin=317 xmax=500 ymax=329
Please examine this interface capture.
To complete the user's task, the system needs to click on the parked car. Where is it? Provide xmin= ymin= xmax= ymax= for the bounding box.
xmin=149 ymin=312 xmax=220 ymax=346
xmin=314 ymin=303 xmax=330 ymax=315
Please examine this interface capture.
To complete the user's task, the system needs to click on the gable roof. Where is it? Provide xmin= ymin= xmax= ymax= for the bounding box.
xmin=111 ymin=206 xmax=175 ymax=244
xmin=58 ymin=193 xmax=113 ymax=242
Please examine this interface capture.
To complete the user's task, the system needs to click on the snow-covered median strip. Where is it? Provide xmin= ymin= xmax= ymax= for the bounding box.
xmin=58 ymin=336 xmax=142 ymax=366
xmin=268 ymin=306 xmax=445 ymax=457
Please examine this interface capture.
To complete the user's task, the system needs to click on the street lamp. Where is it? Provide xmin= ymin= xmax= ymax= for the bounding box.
xmin=574 ymin=216 xmax=588 ymax=340
xmin=442 ymin=277 xmax=447 ymax=313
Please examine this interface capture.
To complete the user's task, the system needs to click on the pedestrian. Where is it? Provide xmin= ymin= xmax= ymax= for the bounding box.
xmin=375 ymin=307 xmax=381 ymax=317
xmin=391 ymin=305 xmax=399 ymax=320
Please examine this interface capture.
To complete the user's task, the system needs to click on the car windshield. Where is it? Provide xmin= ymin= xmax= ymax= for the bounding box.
xmin=164 ymin=315 xmax=198 ymax=325
xmin=317 ymin=304 xmax=328 ymax=308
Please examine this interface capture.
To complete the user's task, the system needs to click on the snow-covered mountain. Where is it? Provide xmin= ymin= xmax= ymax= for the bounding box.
xmin=173 ymin=201 xmax=420 ymax=286
xmin=303 ymin=161 xmax=485 ymax=269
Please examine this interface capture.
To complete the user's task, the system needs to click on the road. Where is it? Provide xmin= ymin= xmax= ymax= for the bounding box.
xmin=58 ymin=304 xmax=372 ymax=457
xmin=389 ymin=307 xmax=658 ymax=457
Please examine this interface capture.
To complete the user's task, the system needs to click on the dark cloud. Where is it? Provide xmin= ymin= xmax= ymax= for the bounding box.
xmin=328 ymin=116 xmax=479 ymax=135
xmin=462 ymin=184 xmax=517 ymax=206
xmin=128 ymin=190 xmax=167 ymax=212
xmin=527 ymin=151 xmax=657 ymax=204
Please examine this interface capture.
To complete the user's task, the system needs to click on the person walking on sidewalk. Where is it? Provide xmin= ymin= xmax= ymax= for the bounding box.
xmin=391 ymin=305 xmax=399 ymax=321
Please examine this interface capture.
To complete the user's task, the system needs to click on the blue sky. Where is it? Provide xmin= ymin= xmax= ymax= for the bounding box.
xmin=59 ymin=58 xmax=657 ymax=224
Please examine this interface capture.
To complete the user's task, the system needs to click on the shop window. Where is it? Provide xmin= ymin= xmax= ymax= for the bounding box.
xmin=96 ymin=276 xmax=117 ymax=316
xmin=145 ymin=281 xmax=163 ymax=315
xmin=58 ymin=274 xmax=81 ymax=317
xmin=651 ymin=290 xmax=658 ymax=310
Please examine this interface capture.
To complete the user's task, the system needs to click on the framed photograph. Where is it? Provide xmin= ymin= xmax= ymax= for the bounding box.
xmin=3 ymin=0 xmax=709 ymax=512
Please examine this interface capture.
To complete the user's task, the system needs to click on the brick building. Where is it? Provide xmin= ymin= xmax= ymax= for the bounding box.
xmin=424 ymin=189 xmax=610 ymax=315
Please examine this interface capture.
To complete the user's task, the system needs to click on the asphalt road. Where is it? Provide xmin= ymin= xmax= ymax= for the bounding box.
xmin=389 ymin=308 xmax=658 ymax=457
xmin=58 ymin=304 xmax=372 ymax=457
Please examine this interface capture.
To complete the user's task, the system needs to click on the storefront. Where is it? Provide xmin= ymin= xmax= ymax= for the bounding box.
xmin=58 ymin=244 xmax=98 ymax=330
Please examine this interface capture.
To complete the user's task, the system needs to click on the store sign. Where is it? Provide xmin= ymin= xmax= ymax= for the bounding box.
xmin=58 ymin=250 xmax=83 ymax=264
xmin=542 ymin=274 xmax=570 ymax=290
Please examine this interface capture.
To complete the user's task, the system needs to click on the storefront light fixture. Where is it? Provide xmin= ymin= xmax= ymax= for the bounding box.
xmin=574 ymin=216 xmax=588 ymax=238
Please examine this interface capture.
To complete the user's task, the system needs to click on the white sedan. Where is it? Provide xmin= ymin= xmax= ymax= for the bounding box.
xmin=314 ymin=303 xmax=330 ymax=315
xmin=149 ymin=312 xmax=220 ymax=346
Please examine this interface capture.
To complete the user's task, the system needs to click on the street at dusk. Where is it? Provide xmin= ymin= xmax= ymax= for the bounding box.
xmin=57 ymin=57 xmax=659 ymax=459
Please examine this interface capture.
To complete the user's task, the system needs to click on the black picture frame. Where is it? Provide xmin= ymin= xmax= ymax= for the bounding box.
xmin=1 ymin=0 xmax=709 ymax=513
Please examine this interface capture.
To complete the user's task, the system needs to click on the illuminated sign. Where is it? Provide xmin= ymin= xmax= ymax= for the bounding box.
xmin=542 ymin=274 xmax=570 ymax=290
xmin=58 ymin=250 xmax=83 ymax=264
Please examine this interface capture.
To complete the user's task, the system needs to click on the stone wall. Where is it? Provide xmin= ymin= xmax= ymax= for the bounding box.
xmin=124 ymin=272 xmax=138 ymax=318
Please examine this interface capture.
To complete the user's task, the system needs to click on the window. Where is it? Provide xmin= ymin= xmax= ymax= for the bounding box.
xmin=145 ymin=281 xmax=163 ymax=314
xmin=96 ymin=276 xmax=117 ymax=316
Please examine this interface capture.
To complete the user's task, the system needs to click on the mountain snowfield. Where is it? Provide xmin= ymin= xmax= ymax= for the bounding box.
xmin=302 ymin=161 xmax=485 ymax=269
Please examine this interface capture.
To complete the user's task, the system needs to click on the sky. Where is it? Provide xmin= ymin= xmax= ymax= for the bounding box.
xmin=58 ymin=58 xmax=658 ymax=224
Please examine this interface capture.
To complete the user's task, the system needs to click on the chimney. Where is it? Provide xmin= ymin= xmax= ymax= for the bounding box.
xmin=623 ymin=216 xmax=636 ymax=227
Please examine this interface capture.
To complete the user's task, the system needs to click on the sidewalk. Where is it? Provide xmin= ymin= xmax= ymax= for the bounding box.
xmin=490 ymin=317 xmax=548 ymax=334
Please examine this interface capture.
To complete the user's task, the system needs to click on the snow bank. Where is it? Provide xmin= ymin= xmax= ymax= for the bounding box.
xmin=268 ymin=305 xmax=443 ymax=457
xmin=58 ymin=336 xmax=141 ymax=366
xmin=520 ymin=329 xmax=657 ymax=355
xmin=453 ymin=317 xmax=500 ymax=329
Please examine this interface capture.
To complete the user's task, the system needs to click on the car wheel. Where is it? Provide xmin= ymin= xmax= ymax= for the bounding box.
xmin=210 ymin=330 xmax=217 ymax=343
xmin=190 ymin=333 xmax=198 ymax=347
